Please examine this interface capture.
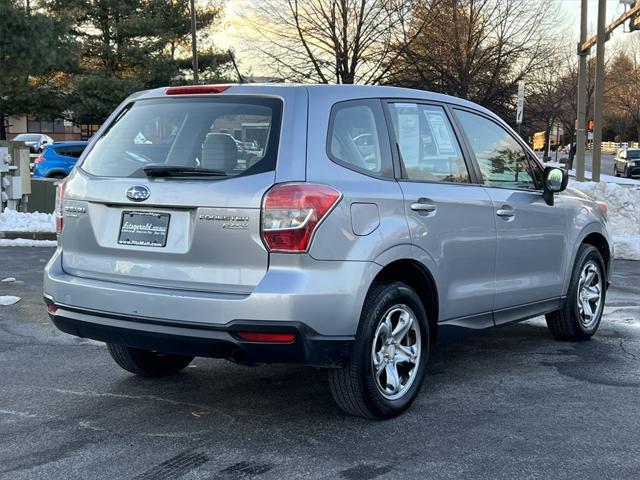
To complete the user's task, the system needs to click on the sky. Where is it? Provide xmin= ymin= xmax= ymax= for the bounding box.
xmin=560 ymin=0 xmax=638 ymax=39
xmin=214 ymin=0 xmax=639 ymax=73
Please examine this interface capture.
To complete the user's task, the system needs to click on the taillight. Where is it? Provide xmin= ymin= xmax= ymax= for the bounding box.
xmin=34 ymin=156 xmax=45 ymax=163
xmin=261 ymin=183 xmax=341 ymax=252
xmin=55 ymin=180 xmax=66 ymax=235
xmin=165 ymin=85 xmax=230 ymax=95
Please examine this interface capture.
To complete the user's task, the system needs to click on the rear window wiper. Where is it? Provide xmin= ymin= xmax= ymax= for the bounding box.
xmin=143 ymin=165 xmax=227 ymax=178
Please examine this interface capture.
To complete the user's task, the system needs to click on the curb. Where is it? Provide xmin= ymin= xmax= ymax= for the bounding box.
xmin=0 ymin=231 xmax=57 ymax=240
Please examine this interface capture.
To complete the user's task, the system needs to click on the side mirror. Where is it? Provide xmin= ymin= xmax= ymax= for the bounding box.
xmin=542 ymin=166 xmax=569 ymax=206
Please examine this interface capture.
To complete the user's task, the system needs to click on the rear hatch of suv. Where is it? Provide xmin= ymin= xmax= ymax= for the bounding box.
xmin=59 ymin=91 xmax=284 ymax=294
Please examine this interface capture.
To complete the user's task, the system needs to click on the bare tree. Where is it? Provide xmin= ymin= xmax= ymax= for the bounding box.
xmin=388 ymin=0 xmax=561 ymax=118
xmin=607 ymin=36 xmax=640 ymax=143
xmin=238 ymin=0 xmax=437 ymax=84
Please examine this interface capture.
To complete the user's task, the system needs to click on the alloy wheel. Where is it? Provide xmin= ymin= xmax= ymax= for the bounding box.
xmin=576 ymin=261 xmax=603 ymax=330
xmin=371 ymin=304 xmax=422 ymax=400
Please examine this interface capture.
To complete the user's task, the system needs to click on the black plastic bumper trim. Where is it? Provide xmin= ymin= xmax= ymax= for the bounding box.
xmin=45 ymin=299 xmax=353 ymax=368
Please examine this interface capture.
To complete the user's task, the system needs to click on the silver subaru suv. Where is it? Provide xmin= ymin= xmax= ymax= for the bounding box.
xmin=44 ymin=84 xmax=612 ymax=419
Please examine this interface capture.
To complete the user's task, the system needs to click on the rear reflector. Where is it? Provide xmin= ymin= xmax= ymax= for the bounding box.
xmin=47 ymin=304 xmax=58 ymax=314
xmin=237 ymin=332 xmax=296 ymax=343
xmin=165 ymin=85 xmax=231 ymax=95
xmin=34 ymin=156 xmax=45 ymax=163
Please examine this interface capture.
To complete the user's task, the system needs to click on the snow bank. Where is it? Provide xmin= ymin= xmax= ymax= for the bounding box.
xmin=0 ymin=208 xmax=55 ymax=233
xmin=569 ymin=180 xmax=640 ymax=260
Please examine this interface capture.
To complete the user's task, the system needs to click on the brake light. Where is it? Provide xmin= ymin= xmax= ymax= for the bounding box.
xmin=261 ymin=183 xmax=341 ymax=252
xmin=34 ymin=156 xmax=45 ymax=163
xmin=165 ymin=85 xmax=231 ymax=95
xmin=237 ymin=332 xmax=296 ymax=343
xmin=55 ymin=179 xmax=66 ymax=235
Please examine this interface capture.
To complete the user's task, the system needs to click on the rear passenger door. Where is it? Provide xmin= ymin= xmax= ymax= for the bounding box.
xmin=384 ymin=101 xmax=496 ymax=327
xmin=452 ymin=108 xmax=568 ymax=323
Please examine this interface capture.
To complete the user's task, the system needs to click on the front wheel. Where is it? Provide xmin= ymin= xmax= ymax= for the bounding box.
xmin=328 ymin=282 xmax=429 ymax=419
xmin=546 ymin=244 xmax=606 ymax=341
xmin=107 ymin=344 xmax=193 ymax=377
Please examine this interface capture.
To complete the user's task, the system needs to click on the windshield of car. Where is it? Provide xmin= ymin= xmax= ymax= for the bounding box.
xmin=81 ymin=97 xmax=282 ymax=178
xmin=14 ymin=134 xmax=41 ymax=142
xmin=626 ymin=150 xmax=640 ymax=159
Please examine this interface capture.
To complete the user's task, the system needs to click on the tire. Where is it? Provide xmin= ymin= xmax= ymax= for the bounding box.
xmin=625 ymin=166 xmax=632 ymax=178
xmin=546 ymin=244 xmax=606 ymax=341
xmin=328 ymin=282 xmax=430 ymax=419
xmin=48 ymin=173 xmax=67 ymax=180
xmin=107 ymin=343 xmax=193 ymax=377
xmin=614 ymin=164 xmax=619 ymax=177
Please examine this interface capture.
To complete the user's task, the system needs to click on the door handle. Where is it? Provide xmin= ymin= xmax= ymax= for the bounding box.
xmin=496 ymin=206 xmax=515 ymax=218
xmin=411 ymin=202 xmax=436 ymax=213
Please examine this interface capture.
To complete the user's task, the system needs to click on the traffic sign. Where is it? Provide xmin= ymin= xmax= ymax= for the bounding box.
xmin=516 ymin=80 xmax=525 ymax=125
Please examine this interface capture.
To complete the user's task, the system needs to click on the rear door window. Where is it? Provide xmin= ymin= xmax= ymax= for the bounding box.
xmin=81 ymin=97 xmax=282 ymax=178
xmin=54 ymin=146 xmax=85 ymax=158
xmin=386 ymin=103 xmax=470 ymax=183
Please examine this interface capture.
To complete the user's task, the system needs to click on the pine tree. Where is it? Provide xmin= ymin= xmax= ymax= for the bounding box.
xmin=48 ymin=0 xmax=231 ymax=122
xmin=0 ymin=0 xmax=75 ymax=139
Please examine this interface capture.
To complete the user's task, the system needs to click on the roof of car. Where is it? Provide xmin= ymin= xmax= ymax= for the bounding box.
xmin=133 ymin=83 xmax=496 ymax=118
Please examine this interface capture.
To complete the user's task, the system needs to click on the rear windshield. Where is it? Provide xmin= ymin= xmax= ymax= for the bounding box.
xmin=81 ymin=97 xmax=282 ymax=178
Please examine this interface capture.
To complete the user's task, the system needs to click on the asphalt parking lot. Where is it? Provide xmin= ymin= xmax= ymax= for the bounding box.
xmin=1 ymin=247 xmax=639 ymax=479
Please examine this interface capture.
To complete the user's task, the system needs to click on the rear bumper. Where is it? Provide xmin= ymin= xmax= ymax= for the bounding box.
xmin=44 ymin=249 xmax=380 ymax=365
xmin=46 ymin=300 xmax=353 ymax=367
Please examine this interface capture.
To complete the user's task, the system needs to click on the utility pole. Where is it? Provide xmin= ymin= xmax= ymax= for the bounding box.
xmin=591 ymin=0 xmax=606 ymax=182
xmin=576 ymin=0 xmax=640 ymax=182
xmin=575 ymin=0 xmax=588 ymax=182
xmin=190 ymin=0 xmax=199 ymax=85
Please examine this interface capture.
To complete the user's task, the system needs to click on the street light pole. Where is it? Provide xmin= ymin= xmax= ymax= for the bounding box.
xmin=190 ymin=0 xmax=199 ymax=85
xmin=591 ymin=0 xmax=607 ymax=182
xmin=575 ymin=0 xmax=588 ymax=182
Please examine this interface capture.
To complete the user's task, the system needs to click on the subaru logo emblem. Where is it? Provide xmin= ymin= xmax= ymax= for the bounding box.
xmin=126 ymin=185 xmax=150 ymax=202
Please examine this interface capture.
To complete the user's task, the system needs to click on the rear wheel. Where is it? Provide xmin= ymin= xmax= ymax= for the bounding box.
xmin=328 ymin=282 xmax=429 ymax=419
xmin=48 ymin=173 xmax=66 ymax=180
xmin=107 ymin=344 xmax=193 ymax=377
xmin=546 ymin=244 xmax=606 ymax=341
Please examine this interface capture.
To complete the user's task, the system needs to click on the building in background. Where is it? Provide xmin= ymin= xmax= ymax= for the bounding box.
xmin=5 ymin=115 xmax=101 ymax=141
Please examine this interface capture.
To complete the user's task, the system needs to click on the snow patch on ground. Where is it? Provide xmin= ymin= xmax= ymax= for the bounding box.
xmin=568 ymin=180 xmax=640 ymax=260
xmin=1 ymin=277 xmax=16 ymax=282
xmin=0 ymin=296 xmax=21 ymax=306
xmin=0 ymin=208 xmax=55 ymax=233
xmin=0 ymin=239 xmax=57 ymax=247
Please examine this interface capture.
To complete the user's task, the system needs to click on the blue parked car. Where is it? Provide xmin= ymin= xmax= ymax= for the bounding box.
xmin=33 ymin=141 xmax=88 ymax=179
